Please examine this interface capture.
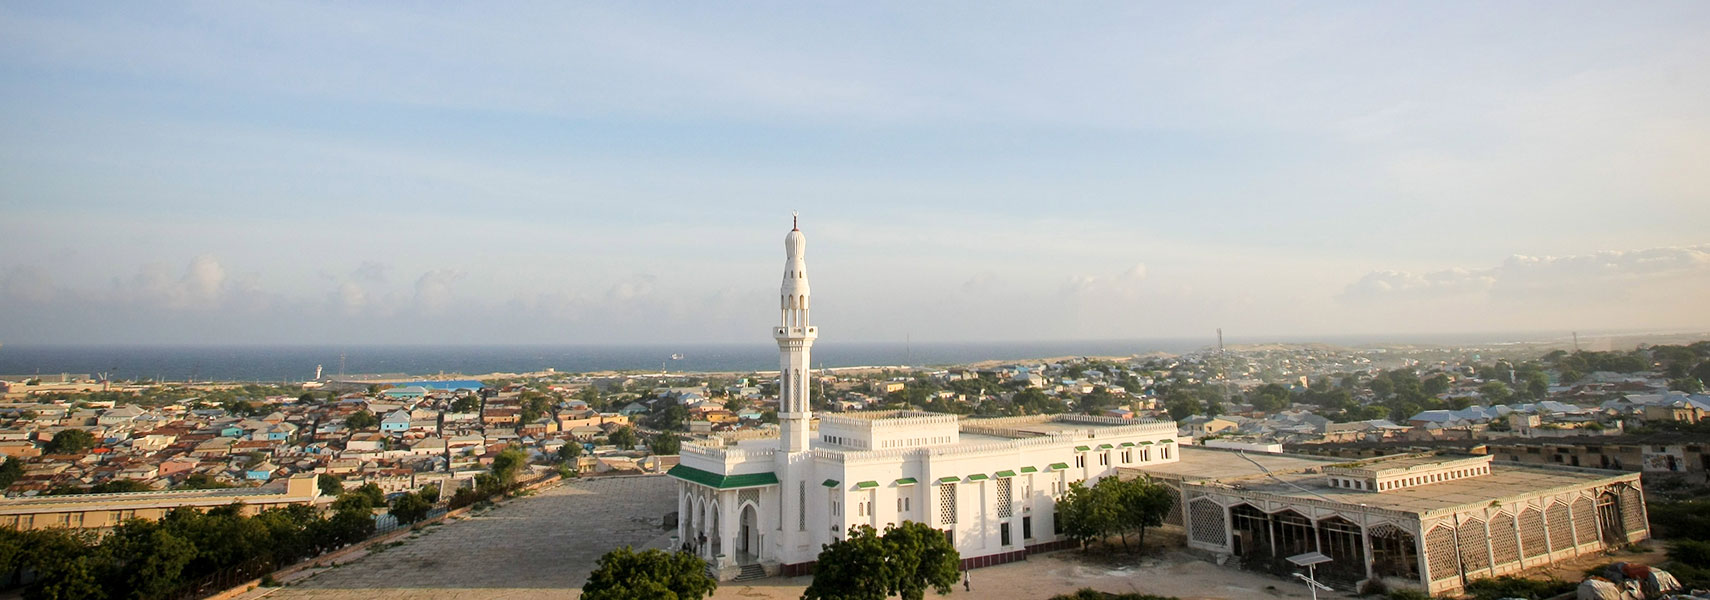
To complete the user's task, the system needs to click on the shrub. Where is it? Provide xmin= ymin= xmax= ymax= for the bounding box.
xmin=1463 ymin=575 xmax=1574 ymax=600
xmin=1671 ymin=539 xmax=1710 ymax=569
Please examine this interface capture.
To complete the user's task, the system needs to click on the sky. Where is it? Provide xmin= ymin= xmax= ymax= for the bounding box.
xmin=1 ymin=2 xmax=1707 ymax=346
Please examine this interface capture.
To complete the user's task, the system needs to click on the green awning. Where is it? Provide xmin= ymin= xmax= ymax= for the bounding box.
xmin=1075 ymin=445 xmax=1091 ymax=452
xmin=1019 ymin=466 xmax=1038 ymax=473
xmin=667 ymin=465 xmax=781 ymax=489
xmin=966 ymin=473 xmax=989 ymax=481
xmin=993 ymin=470 xmax=1016 ymax=478
xmin=895 ymin=477 xmax=918 ymax=486
xmin=1098 ymin=443 xmax=1114 ymax=449
xmin=855 ymin=481 xmax=879 ymax=489
xmin=938 ymin=476 xmax=961 ymax=483
xmin=1137 ymin=440 xmax=1153 ymax=445
xmin=822 ymin=479 xmax=840 ymax=488
xmin=1049 ymin=462 xmax=1070 ymax=470
xmin=1120 ymin=442 xmax=1136 ymax=447
xmin=1160 ymin=439 xmax=1175 ymax=443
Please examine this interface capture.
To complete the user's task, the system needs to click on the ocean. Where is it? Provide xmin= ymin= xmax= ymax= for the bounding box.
xmin=0 ymin=340 xmax=1206 ymax=382
xmin=0 ymin=332 xmax=1577 ymax=382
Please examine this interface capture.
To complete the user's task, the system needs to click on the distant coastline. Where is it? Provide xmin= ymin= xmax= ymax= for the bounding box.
xmin=1 ymin=330 xmax=1703 ymax=382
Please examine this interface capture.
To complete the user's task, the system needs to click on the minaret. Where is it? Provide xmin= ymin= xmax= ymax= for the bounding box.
xmin=775 ymin=214 xmax=817 ymax=453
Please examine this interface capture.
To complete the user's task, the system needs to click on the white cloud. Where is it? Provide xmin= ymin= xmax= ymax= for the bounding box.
xmin=1340 ymin=244 xmax=1710 ymax=303
xmin=413 ymin=269 xmax=465 ymax=315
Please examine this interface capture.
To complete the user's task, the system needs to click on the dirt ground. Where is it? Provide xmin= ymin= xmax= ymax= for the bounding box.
xmin=242 ymin=474 xmax=1358 ymax=600
xmin=704 ymin=550 xmax=1359 ymax=600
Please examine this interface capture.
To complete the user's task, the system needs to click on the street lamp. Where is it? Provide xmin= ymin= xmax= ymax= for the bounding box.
xmin=1288 ymin=551 xmax=1334 ymax=600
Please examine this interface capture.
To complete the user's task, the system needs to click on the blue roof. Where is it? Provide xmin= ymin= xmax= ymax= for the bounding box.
xmin=384 ymin=380 xmax=485 ymax=391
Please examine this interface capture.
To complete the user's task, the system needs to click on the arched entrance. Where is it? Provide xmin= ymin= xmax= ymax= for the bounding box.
xmin=739 ymin=504 xmax=760 ymax=564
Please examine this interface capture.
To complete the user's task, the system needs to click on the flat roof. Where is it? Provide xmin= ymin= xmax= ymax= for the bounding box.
xmin=1133 ymin=446 xmax=1337 ymax=482
xmin=1141 ymin=447 xmax=1630 ymax=516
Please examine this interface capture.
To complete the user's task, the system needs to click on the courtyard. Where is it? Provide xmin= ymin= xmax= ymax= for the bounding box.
xmin=249 ymin=474 xmax=1353 ymax=600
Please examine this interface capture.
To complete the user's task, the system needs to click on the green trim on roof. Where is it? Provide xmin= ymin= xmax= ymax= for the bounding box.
xmin=895 ymin=477 xmax=918 ymax=486
xmin=993 ymin=470 xmax=1016 ymax=478
xmin=667 ymin=465 xmax=780 ymax=489
xmin=1098 ymin=443 xmax=1114 ymax=449
xmin=1049 ymin=462 xmax=1070 ymax=470
xmin=822 ymin=479 xmax=840 ymax=488
xmin=855 ymin=481 xmax=879 ymax=489
xmin=938 ymin=476 xmax=961 ymax=483
xmin=1019 ymin=466 xmax=1038 ymax=473
xmin=1075 ymin=445 xmax=1091 ymax=452
xmin=966 ymin=473 xmax=989 ymax=481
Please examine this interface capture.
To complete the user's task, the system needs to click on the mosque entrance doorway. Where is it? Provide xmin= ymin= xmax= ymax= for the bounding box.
xmin=739 ymin=504 xmax=760 ymax=564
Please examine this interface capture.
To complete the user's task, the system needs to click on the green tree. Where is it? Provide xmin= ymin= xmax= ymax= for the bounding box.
xmin=490 ymin=447 xmax=529 ymax=486
xmin=1114 ymin=477 xmax=1173 ymax=550
xmin=1164 ymin=395 xmax=1202 ymax=422
xmin=345 ymin=410 xmax=379 ymax=430
xmin=557 ymin=441 xmax=583 ymax=463
xmin=177 ymin=473 xmax=233 ymax=490
xmin=451 ymin=395 xmax=481 ymax=413
xmin=317 ymin=474 xmax=344 ymax=497
xmin=1422 ymin=374 xmax=1451 ymax=396
xmin=879 ymin=522 xmax=960 ymax=600
xmin=802 ymin=525 xmax=896 ymax=600
xmin=0 ymin=458 xmax=22 ymax=490
xmin=1478 ymin=381 xmax=1512 ymax=404
xmin=44 ymin=429 xmax=95 ymax=454
xmin=353 ymin=483 xmax=385 ymax=507
xmin=582 ymin=547 xmax=717 ymax=600
xmin=650 ymin=432 xmax=681 ymax=455
xmin=608 ymin=426 xmax=637 ymax=450
xmin=389 ymin=491 xmax=433 ymax=525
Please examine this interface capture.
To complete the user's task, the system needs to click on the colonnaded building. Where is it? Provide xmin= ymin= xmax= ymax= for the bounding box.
xmin=1134 ymin=446 xmax=1649 ymax=595
xmin=667 ymin=220 xmax=1183 ymax=579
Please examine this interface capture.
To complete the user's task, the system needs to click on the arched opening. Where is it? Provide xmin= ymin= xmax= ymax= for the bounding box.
xmin=1315 ymin=516 xmax=1365 ymax=583
xmin=739 ymin=503 xmax=760 ymax=564
xmin=1229 ymin=504 xmax=1271 ymax=559
xmin=1370 ymin=523 xmax=1419 ymax=581
xmin=1596 ymin=491 xmax=1623 ymax=545
xmin=1271 ymin=510 xmax=1316 ymax=560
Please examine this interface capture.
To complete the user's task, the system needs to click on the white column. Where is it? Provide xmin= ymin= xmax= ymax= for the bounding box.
xmin=719 ymin=492 xmax=739 ymax=564
xmin=677 ymin=484 xmax=688 ymax=545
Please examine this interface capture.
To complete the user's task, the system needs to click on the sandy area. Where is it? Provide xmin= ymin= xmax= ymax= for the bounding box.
xmin=704 ymin=550 xmax=1357 ymax=600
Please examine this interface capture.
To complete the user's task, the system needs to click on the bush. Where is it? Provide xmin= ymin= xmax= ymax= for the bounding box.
xmin=1649 ymin=499 xmax=1710 ymax=539
xmin=1462 ymin=576 xmax=1574 ymax=600
xmin=1671 ymin=539 xmax=1710 ymax=569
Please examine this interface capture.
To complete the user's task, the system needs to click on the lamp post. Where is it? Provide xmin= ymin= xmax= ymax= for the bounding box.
xmin=1288 ymin=551 xmax=1334 ymax=600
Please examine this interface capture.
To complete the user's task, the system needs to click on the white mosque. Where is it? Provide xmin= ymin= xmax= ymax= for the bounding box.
xmin=668 ymin=218 xmax=1182 ymax=579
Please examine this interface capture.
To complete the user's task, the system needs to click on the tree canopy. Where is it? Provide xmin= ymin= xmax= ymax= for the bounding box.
xmin=1057 ymin=476 xmax=1173 ymax=553
xmin=581 ymin=547 xmax=717 ymax=600
xmin=803 ymin=522 xmax=960 ymax=600
xmin=44 ymin=429 xmax=95 ymax=454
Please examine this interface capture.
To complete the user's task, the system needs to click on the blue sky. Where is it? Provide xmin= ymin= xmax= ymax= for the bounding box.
xmin=1 ymin=2 xmax=1707 ymax=345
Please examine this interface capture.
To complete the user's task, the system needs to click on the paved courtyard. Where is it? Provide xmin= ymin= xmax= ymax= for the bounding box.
xmin=257 ymin=475 xmax=679 ymax=600
xmin=253 ymin=474 xmax=1354 ymax=600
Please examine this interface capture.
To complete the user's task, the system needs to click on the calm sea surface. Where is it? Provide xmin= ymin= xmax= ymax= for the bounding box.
xmin=0 ymin=333 xmax=1562 ymax=382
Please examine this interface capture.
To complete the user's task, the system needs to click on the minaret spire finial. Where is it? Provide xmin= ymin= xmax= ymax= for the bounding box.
xmin=792 ymin=210 xmax=799 ymax=231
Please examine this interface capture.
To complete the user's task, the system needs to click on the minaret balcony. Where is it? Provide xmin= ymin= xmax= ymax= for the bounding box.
xmin=773 ymin=326 xmax=818 ymax=339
